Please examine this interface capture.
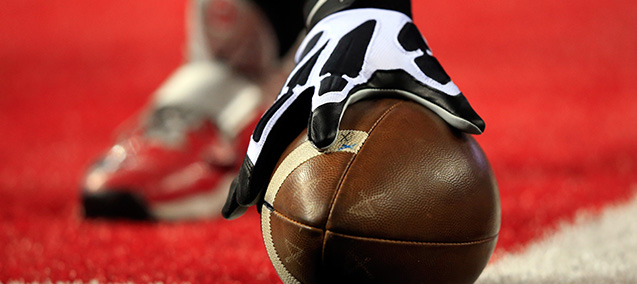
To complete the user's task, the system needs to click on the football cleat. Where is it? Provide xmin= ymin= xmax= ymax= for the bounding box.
xmin=82 ymin=62 xmax=262 ymax=220
xmin=81 ymin=0 xmax=279 ymax=220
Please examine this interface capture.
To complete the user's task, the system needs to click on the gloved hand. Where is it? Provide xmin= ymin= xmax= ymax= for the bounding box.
xmin=222 ymin=8 xmax=484 ymax=219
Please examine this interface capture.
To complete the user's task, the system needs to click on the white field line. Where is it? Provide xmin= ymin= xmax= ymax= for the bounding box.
xmin=477 ymin=188 xmax=637 ymax=284
xmin=5 ymin=190 xmax=636 ymax=284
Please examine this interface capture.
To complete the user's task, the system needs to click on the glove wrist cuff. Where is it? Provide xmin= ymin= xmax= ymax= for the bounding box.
xmin=304 ymin=0 xmax=412 ymax=29
xmin=296 ymin=8 xmax=413 ymax=63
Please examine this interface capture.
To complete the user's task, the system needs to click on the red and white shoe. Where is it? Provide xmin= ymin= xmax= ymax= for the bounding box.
xmin=81 ymin=0 xmax=281 ymax=220
xmin=82 ymin=62 xmax=263 ymax=220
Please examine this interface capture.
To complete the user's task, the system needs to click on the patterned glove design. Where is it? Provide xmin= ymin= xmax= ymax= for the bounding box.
xmin=222 ymin=9 xmax=484 ymax=219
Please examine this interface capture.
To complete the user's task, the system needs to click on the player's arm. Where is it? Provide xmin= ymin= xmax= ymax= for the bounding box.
xmin=223 ymin=0 xmax=485 ymax=219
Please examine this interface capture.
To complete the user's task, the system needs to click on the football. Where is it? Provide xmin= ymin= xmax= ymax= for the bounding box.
xmin=261 ymin=97 xmax=500 ymax=283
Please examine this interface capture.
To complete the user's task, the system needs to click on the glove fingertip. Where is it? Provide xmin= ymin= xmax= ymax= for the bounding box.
xmin=222 ymin=178 xmax=242 ymax=219
xmin=309 ymin=120 xmax=338 ymax=149
xmin=309 ymin=103 xmax=344 ymax=150
xmin=234 ymin=157 xmax=259 ymax=206
xmin=222 ymin=204 xmax=249 ymax=220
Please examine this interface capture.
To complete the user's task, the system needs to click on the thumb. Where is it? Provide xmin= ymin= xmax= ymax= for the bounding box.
xmin=221 ymin=175 xmax=250 ymax=220
xmin=309 ymin=100 xmax=347 ymax=150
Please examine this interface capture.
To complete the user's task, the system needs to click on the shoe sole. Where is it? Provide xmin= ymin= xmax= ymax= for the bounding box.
xmin=82 ymin=174 xmax=234 ymax=221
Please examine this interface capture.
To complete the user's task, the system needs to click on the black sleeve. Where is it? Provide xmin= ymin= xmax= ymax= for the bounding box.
xmin=250 ymin=0 xmax=305 ymax=57
xmin=303 ymin=0 xmax=412 ymax=28
xmin=250 ymin=0 xmax=412 ymax=56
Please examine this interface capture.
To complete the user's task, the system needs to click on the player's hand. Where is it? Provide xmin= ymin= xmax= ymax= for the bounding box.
xmin=222 ymin=8 xmax=485 ymax=219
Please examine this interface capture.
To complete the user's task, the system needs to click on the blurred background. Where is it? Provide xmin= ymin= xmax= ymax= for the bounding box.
xmin=1 ymin=0 xmax=636 ymax=282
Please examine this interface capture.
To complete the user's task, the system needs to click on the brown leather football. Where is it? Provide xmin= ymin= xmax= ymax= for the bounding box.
xmin=261 ymin=97 xmax=500 ymax=284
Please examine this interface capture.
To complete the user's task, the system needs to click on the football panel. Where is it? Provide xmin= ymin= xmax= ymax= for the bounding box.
xmin=327 ymin=101 xmax=500 ymax=242
xmin=262 ymin=207 xmax=324 ymax=284
xmin=322 ymin=230 xmax=498 ymax=284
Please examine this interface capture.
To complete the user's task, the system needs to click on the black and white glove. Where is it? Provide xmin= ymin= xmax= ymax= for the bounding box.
xmin=222 ymin=8 xmax=484 ymax=219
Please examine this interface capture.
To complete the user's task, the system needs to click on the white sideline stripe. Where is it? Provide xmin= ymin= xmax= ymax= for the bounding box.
xmin=477 ymin=189 xmax=637 ymax=284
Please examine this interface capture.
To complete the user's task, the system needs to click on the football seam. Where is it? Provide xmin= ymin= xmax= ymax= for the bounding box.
xmin=326 ymin=230 xmax=499 ymax=246
xmin=320 ymin=100 xmax=406 ymax=263
xmin=322 ymin=100 xmax=405 ymax=227
xmin=270 ymin=208 xmax=499 ymax=246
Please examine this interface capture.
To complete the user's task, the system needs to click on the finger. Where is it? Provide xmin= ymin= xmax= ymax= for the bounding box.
xmin=227 ymin=47 xmax=321 ymax=217
xmin=365 ymin=70 xmax=485 ymax=134
xmin=238 ymin=88 xmax=315 ymax=211
xmin=234 ymin=156 xmax=258 ymax=206
xmin=222 ymin=177 xmax=249 ymax=220
xmin=309 ymin=99 xmax=347 ymax=149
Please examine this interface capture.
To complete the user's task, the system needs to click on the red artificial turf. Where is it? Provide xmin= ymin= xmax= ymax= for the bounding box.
xmin=1 ymin=0 xmax=636 ymax=282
